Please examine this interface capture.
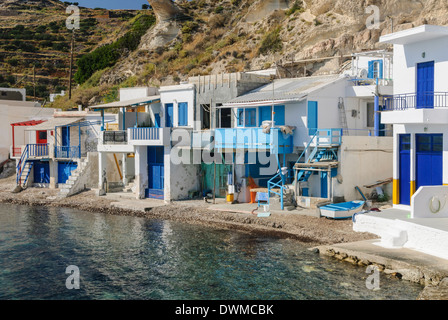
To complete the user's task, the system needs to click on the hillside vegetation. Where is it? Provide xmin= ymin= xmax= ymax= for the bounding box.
xmin=3 ymin=0 xmax=448 ymax=109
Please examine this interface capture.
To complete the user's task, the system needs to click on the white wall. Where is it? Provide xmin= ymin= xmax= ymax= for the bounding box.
xmin=160 ymin=84 xmax=196 ymax=129
xmin=336 ymin=136 xmax=393 ymax=201
xmin=393 ymin=36 xmax=448 ymax=95
xmin=119 ymin=87 xmax=158 ymax=101
xmin=0 ymin=104 xmax=55 ymax=163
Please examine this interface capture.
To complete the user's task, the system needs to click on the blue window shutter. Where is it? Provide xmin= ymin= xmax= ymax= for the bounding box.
xmin=245 ymin=108 xmax=256 ymax=127
xmin=259 ymin=106 xmax=271 ymax=125
xmin=274 ymin=105 xmax=285 ymax=126
xmin=237 ymin=109 xmax=244 ymax=127
xmin=378 ymin=60 xmax=384 ymax=79
xmin=178 ymin=102 xmax=188 ymax=126
xmin=368 ymin=61 xmax=374 ymax=79
xmin=165 ymin=103 xmax=174 ymax=127
xmin=307 ymin=101 xmax=318 ymax=135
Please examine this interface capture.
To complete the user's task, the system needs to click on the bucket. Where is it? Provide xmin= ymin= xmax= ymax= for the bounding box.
xmin=226 ymin=193 xmax=234 ymax=203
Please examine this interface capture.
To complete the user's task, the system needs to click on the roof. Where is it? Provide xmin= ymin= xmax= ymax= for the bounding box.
xmin=380 ymin=25 xmax=448 ymax=45
xmin=25 ymin=117 xmax=84 ymax=131
xmin=222 ymin=75 xmax=343 ymax=107
xmin=89 ymin=95 xmax=161 ymax=110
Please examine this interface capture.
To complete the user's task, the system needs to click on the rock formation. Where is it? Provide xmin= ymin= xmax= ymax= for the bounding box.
xmin=147 ymin=0 xmax=183 ymax=22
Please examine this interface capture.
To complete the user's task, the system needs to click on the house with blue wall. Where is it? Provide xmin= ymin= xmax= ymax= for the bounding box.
xmin=206 ymin=51 xmax=395 ymax=209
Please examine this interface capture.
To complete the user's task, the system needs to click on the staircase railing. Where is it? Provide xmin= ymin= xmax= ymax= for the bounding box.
xmin=16 ymin=144 xmax=29 ymax=185
xmin=267 ymin=155 xmax=288 ymax=210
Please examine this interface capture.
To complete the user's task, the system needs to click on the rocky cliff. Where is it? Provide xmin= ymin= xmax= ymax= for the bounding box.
xmin=96 ymin=0 xmax=448 ymax=87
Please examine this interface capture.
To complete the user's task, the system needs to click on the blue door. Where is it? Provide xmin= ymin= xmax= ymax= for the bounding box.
xmin=416 ymin=134 xmax=443 ymax=191
xmin=165 ymin=103 xmax=174 ymax=127
xmin=146 ymin=147 xmax=164 ymax=199
xmin=416 ymin=61 xmax=434 ymax=109
xmin=58 ymin=162 xmax=78 ymax=184
xmin=320 ymin=172 xmax=328 ymax=199
xmin=34 ymin=161 xmax=50 ymax=184
xmin=61 ymin=127 xmax=70 ymax=146
xmin=399 ymin=134 xmax=411 ymax=205
xmin=307 ymin=101 xmax=318 ymax=135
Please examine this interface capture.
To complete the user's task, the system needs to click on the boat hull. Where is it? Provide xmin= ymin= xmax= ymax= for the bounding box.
xmin=319 ymin=201 xmax=365 ymax=220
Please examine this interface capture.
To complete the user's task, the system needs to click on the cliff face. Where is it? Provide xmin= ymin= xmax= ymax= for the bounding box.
xmin=98 ymin=0 xmax=448 ymax=86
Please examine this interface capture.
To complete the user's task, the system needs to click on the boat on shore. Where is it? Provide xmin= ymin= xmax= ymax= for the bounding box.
xmin=319 ymin=201 xmax=365 ymax=220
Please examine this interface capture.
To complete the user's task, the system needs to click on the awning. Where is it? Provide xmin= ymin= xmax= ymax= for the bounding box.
xmin=11 ymin=120 xmax=46 ymax=127
xmin=25 ymin=117 xmax=84 ymax=131
xmin=89 ymin=96 xmax=161 ymax=110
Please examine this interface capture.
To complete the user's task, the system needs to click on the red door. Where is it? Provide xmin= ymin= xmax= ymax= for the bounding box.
xmin=36 ymin=130 xmax=47 ymax=144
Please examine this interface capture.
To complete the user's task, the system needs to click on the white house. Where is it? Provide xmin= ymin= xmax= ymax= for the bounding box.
xmin=380 ymin=25 xmax=448 ymax=207
xmin=2 ymin=98 xmax=55 ymax=164
xmin=94 ymin=85 xmax=200 ymax=201
xmin=214 ymin=63 xmax=394 ymax=208
xmin=353 ymin=25 xmax=448 ymax=261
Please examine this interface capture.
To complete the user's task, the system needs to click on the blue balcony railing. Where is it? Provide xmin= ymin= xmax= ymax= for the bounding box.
xmin=383 ymin=92 xmax=448 ymax=111
xmin=214 ymin=128 xmax=294 ymax=154
xmin=55 ymin=146 xmax=80 ymax=159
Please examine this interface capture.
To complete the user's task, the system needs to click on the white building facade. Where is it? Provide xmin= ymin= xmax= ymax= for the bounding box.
xmin=380 ymin=25 xmax=448 ymax=207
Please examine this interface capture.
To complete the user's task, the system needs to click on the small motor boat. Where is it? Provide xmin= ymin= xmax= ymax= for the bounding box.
xmin=319 ymin=201 xmax=365 ymax=220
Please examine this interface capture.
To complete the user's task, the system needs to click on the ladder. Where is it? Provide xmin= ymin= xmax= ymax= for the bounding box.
xmin=338 ymin=97 xmax=349 ymax=136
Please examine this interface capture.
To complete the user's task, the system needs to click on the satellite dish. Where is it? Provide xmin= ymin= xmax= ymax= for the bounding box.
xmin=359 ymin=69 xmax=368 ymax=79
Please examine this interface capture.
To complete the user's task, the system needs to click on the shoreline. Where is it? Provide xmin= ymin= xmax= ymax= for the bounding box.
xmin=0 ymin=172 xmax=378 ymax=247
xmin=1 ymin=177 xmax=444 ymax=299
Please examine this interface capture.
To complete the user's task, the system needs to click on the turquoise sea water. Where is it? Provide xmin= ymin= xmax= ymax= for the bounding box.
xmin=0 ymin=204 xmax=423 ymax=300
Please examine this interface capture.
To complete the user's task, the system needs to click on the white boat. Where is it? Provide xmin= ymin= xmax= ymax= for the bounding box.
xmin=319 ymin=201 xmax=365 ymax=220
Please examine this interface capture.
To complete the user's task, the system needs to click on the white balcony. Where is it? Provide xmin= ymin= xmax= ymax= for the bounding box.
xmin=128 ymin=127 xmax=171 ymax=146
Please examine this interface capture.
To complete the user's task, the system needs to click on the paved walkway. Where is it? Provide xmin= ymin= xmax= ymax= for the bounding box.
xmin=317 ymin=239 xmax=448 ymax=285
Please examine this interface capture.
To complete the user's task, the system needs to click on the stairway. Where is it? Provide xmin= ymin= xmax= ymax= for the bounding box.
xmin=59 ymin=158 xmax=89 ymax=197
xmin=294 ymin=129 xmax=342 ymax=199
xmin=17 ymin=161 xmax=34 ymax=188
xmin=123 ymin=178 xmax=135 ymax=193
xmin=269 ymin=187 xmax=296 ymax=210
xmin=296 ymin=147 xmax=338 ymax=183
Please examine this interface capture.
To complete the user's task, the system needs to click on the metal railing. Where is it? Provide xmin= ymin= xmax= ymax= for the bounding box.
xmin=55 ymin=146 xmax=81 ymax=159
xmin=383 ymin=92 xmax=448 ymax=111
xmin=28 ymin=144 xmax=49 ymax=158
xmin=102 ymin=130 xmax=128 ymax=145
xmin=129 ymin=127 xmax=161 ymax=141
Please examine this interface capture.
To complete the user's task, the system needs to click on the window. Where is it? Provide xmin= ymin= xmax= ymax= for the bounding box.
xmin=368 ymin=60 xmax=383 ymax=79
xmin=237 ymin=109 xmax=244 ymax=127
xmin=237 ymin=108 xmax=257 ymax=127
xmin=417 ymin=134 xmax=443 ymax=153
xmin=178 ymin=102 xmax=188 ymax=126
xmin=38 ymin=131 xmax=47 ymax=140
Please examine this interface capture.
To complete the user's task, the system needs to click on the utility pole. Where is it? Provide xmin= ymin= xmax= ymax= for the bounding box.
xmin=68 ymin=29 xmax=75 ymax=100
xmin=33 ymin=65 xmax=36 ymax=101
